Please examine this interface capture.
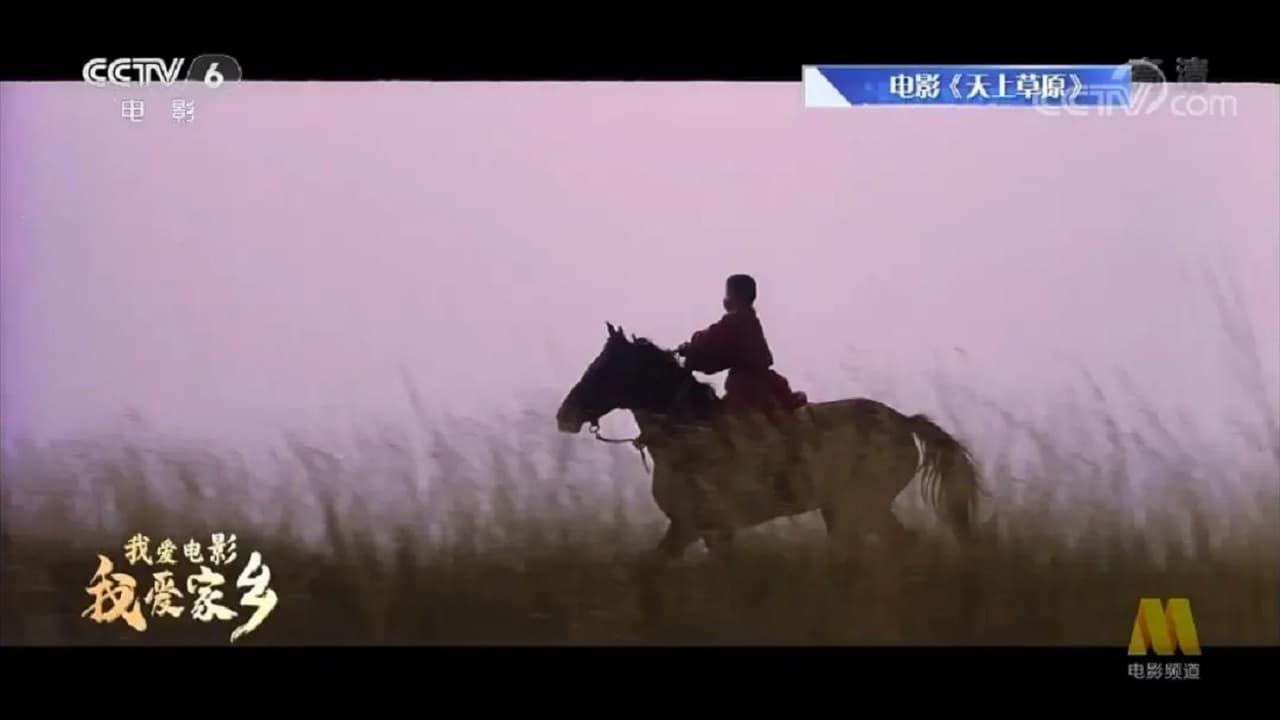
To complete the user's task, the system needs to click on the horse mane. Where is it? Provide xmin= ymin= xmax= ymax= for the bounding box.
xmin=627 ymin=336 xmax=722 ymax=410
xmin=628 ymin=336 xmax=682 ymax=371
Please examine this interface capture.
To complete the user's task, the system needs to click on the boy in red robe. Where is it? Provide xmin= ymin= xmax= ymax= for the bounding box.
xmin=677 ymin=274 xmax=807 ymax=415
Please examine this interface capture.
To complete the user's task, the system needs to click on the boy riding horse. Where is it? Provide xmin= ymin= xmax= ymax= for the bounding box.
xmin=676 ymin=274 xmax=808 ymax=503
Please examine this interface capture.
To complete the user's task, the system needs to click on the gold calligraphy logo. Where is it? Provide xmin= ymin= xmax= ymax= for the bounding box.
xmin=83 ymin=532 xmax=278 ymax=643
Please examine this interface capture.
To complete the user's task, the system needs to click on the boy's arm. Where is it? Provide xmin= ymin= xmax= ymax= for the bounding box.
xmin=678 ymin=316 xmax=738 ymax=374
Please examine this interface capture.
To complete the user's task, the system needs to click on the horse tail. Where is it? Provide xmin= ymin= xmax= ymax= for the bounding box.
xmin=907 ymin=414 xmax=981 ymax=541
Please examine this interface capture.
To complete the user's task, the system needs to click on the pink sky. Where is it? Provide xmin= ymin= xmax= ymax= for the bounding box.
xmin=1 ymin=82 xmax=1277 ymax=454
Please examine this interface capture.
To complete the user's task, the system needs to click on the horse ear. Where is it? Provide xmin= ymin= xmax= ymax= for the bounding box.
xmin=606 ymin=322 xmax=617 ymax=338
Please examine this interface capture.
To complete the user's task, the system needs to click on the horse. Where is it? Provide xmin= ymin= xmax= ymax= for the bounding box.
xmin=555 ymin=323 xmax=983 ymax=563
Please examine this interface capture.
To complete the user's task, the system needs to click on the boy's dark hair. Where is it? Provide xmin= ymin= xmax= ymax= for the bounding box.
xmin=726 ymin=274 xmax=757 ymax=303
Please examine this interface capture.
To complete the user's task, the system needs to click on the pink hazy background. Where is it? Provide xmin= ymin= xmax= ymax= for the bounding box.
xmin=2 ymin=82 xmax=1277 ymax=462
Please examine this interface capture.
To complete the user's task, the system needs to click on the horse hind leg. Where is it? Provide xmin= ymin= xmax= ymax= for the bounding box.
xmin=702 ymin=528 xmax=736 ymax=563
xmin=882 ymin=512 xmax=921 ymax=555
xmin=820 ymin=499 xmax=873 ymax=570
xmin=820 ymin=448 xmax=915 ymax=569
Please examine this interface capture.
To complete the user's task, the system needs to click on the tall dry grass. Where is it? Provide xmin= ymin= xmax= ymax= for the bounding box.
xmin=1 ymin=379 xmax=1275 ymax=646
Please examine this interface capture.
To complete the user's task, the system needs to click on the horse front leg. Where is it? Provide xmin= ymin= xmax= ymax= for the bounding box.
xmin=653 ymin=521 xmax=696 ymax=562
xmin=631 ymin=520 xmax=698 ymax=626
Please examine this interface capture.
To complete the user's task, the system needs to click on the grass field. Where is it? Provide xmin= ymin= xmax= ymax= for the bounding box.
xmin=3 ymin=270 xmax=1277 ymax=646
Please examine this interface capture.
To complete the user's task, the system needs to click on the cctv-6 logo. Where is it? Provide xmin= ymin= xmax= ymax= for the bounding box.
xmin=83 ymin=55 xmax=241 ymax=88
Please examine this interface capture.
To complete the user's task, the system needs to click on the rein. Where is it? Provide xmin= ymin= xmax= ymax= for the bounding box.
xmin=589 ymin=421 xmax=651 ymax=473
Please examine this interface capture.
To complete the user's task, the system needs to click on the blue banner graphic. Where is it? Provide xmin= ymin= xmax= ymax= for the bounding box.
xmin=803 ymin=65 xmax=1132 ymax=108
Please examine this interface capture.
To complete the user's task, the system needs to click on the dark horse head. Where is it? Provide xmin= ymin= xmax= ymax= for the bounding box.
xmin=556 ymin=323 xmax=721 ymax=434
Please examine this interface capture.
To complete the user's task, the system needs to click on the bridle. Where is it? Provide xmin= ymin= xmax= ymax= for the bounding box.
xmin=586 ymin=370 xmax=701 ymax=475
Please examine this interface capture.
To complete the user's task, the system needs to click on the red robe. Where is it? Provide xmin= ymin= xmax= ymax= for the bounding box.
xmin=681 ymin=308 xmax=805 ymax=415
